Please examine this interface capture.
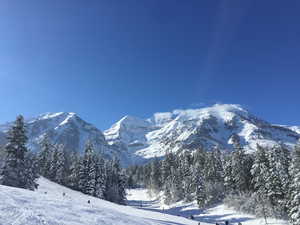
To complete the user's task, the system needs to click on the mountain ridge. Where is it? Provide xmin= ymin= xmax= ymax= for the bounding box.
xmin=0 ymin=104 xmax=299 ymax=166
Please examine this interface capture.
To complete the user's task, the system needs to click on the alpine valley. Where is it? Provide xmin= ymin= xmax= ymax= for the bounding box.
xmin=0 ymin=104 xmax=299 ymax=166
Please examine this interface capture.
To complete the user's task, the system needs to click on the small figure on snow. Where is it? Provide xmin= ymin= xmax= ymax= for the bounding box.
xmin=225 ymin=221 xmax=229 ymax=225
xmin=189 ymin=215 xmax=194 ymax=220
xmin=62 ymin=192 xmax=66 ymax=197
xmin=88 ymin=200 xmax=90 ymax=204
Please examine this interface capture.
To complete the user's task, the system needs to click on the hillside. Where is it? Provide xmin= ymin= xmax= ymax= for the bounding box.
xmin=0 ymin=178 xmax=201 ymax=225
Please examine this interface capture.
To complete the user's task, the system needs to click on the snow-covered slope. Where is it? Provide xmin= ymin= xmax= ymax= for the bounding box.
xmin=0 ymin=112 xmax=115 ymax=158
xmin=0 ymin=178 xmax=201 ymax=225
xmin=105 ymin=104 xmax=300 ymax=164
xmin=127 ymin=188 xmax=289 ymax=225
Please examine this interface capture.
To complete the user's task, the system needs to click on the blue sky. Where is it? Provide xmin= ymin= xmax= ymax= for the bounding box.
xmin=0 ymin=1 xmax=300 ymax=130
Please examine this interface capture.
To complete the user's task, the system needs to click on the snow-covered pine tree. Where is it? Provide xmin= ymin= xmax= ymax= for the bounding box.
xmin=54 ymin=144 xmax=66 ymax=185
xmin=181 ymin=151 xmax=193 ymax=201
xmin=170 ymin=164 xmax=183 ymax=202
xmin=37 ymin=136 xmax=53 ymax=178
xmin=251 ymin=144 xmax=270 ymax=201
xmin=66 ymin=152 xmax=81 ymax=190
xmin=104 ymin=158 xmax=126 ymax=204
xmin=78 ymin=141 xmax=96 ymax=195
xmin=23 ymin=152 xmax=39 ymax=190
xmin=149 ymin=156 xmax=161 ymax=194
xmin=94 ymin=154 xmax=106 ymax=199
xmin=266 ymin=146 xmax=287 ymax=208
xmin=231 ymin=145 xmax=252 ymax=193
xmin=224 ymin=155 xmax=235 ymax=192
xmin=0 ymin=115 xmax=38 ymax=190
xmin=288 ymin=144 xmax=300 ymax=225
xmin=192 ymin=161 xmax=206 ymax=208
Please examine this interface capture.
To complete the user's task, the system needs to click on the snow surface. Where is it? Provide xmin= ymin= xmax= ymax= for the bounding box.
xmin=0 ymin=178 xmax=201 ymax=225
xmin=127 ymin=188 xmax=290 ymax=225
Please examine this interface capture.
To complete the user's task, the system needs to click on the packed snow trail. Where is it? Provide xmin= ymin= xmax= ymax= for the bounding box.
xmin=127 ymin=188 xmax=290 ymax=225
xmin=0 ymin=178 xmax=202 ymax=225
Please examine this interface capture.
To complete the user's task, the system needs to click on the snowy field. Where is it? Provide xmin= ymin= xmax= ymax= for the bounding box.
xmin=0 ymin=178 xmax=201 ymax=225
xmin=127 ymin=188 xmax=290 ymax=225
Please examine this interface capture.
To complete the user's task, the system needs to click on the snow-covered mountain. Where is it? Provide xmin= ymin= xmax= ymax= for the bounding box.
xmin=105 ymin=104 xmax=300 ymax=164
xmin=0 ymin=112 xmax=116 ymax=159
xmin=0 ymin=104 xmax=299 ymax=166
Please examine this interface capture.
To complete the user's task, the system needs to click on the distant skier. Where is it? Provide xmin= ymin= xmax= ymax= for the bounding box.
xmin=88 ymin=200 xmax=90 ymax=204
xmin=225 ymin=221 xmax=229 ymax=225
xmin=62 ymin=192 xmax=66 ymax=197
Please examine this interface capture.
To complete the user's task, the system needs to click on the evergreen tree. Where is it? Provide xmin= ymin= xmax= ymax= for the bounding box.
xmin=78 ymin=141 xmax=96 ymax=195
xmin=55 ymin=144 xmax=66 ymax=184
xmin=149 ymin=157 xmax=161 ymax=193
xmin=66 ymin=152 xmax=81 ymax=190
xmin=266 ymin=146 xmax=286 ymax=207
xmin=37 ymin=137 xmax=53 ymax=178
xmin=288 ymin=145 xmax=300 ymax=225
xmin=94 ymin=154 xmax=106 ymax=199
xmin=0 ymin=115 xmax=38 ymax=190
xmin=104 ymin=158 xmax=126 ymax=204
xmin=23 ymin=152 xmax=39 ymax=190
xmin=231 ymin=146 xmax=252 ymax=193
xmin=251 ymin=145 xmax=269 ymax=200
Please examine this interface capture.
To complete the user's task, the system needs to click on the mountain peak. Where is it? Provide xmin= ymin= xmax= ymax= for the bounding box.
xmin=37 ymin=112 xmax=76 ymax=120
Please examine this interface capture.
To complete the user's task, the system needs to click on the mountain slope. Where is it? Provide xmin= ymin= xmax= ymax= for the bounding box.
xmin=0 ymin=178 xmax=201 ymax=225
xmin=0 ymin=104 xmax=299 ymax=166
xmin=105 ymin=104 xmax=300 ymax=164
xmin=0 ymin=112 xmax=114 ymax=158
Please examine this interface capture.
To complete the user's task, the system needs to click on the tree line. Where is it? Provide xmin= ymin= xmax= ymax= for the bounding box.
xmin=126 ymin=142 xmax=300 ymax=224
xmin=0 ymin=115 xmax=126 ymax=205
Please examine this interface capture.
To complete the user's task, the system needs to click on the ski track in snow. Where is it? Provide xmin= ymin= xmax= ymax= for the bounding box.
xmin=127 ymin=188 xmax=290 ymax=225
xmin=0 ymin=178 xmax=200 ymax=225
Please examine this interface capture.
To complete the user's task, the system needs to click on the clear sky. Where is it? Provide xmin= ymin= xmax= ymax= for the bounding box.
xmin=0 ymin=0 xmax=300 ymax=130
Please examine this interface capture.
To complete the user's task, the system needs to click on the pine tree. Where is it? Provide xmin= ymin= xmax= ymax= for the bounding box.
xmin=55 ymin=144 xmax=66 ymax=184
xmin=181 ymin=151 xmax=193 ymax=201
xmin=251 ymin=145 xmax=269 ymax=200
xmin=231 ymin=146 xmax=252 ymax=193
xmin=224 ymin=155 xmax=235 ymax=192
xmin=104 ymin=158 xmax=126 ymax=204
xmin=288 ymin=145 xmax=300 ymax=225
xmin=0 ymin=115 xmax=38 ymax=190
xmin=94 ymin=154 xmax=106 ymax=199
xmin=66 ymin=152 xmax=81 ymax=190
xmin=149 ymin=157 xmax=161 ymax=193
xmin=37 ymin=137 xmax=53 ymax=177
xmin=23 ymin=152 xmax=39 ymax=190
xmin=266 ymin=146 xmax=286 ymax=207
xmin=78 ymin=141 xmax=96 ymax=195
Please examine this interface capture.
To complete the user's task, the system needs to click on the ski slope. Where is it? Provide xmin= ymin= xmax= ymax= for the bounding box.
xmin=127 ymin=189 xmax=290 ymax=225
xmin=0 ymin=178 xmax=201 ymax=225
